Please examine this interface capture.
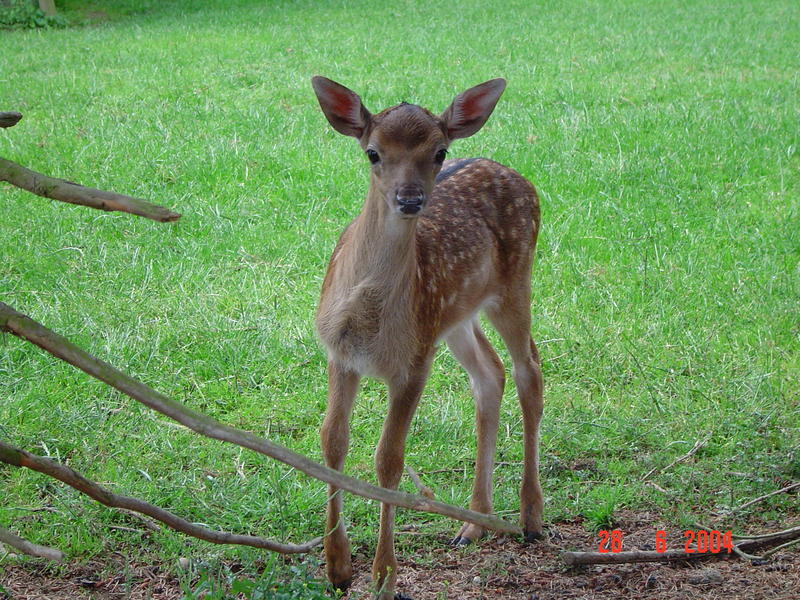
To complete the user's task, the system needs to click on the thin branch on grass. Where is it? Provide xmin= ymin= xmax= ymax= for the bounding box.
xmin=405 ymin=465 xmax=435 ymax=499
xmin=641 ymin=435 xmax=709 ymax=482
xmin=118 ymin=509 xmax=161 ymax=532
xmin=732 ymin=482 xmax=800 ymax=513
xmin=562 ymin=524 xmax=800 ymax=566
xmin=0 ymin=157 xmax=181 ymax=222
xmin=0 ymin=112 xmax=23 ymax=128
xmin=6 ymin=506 xmax=60 ymax=514
xmin=108 ymin=525 xmax=147 ymax=535
xmin=0 ymin=302 xmax=521 ymax=537
xmin=0 ymin=440 xmax=320 ymax=555
xmin=0 ymin=526 xmax=64 ymax=562
xmin=644 ymin=481 xmax=671 ymax=495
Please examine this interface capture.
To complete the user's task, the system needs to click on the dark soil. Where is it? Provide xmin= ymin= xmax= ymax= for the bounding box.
xmin=2 ymin=511 xmax=798 ymax=599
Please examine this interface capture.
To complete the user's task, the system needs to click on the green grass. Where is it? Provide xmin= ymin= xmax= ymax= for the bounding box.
xmin=1 ymin=0 xmax=798 ymax=596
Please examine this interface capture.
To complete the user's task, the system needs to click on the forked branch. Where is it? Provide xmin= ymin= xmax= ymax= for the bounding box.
xmin=0 ymin=302 xmax=521 ymax=537
xmin=641 ymin=436 xmax=709 ymax=482
xmin=0 ymin=441 xmax=321 ymax=554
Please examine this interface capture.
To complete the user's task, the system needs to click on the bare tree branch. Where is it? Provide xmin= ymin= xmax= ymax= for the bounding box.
xmin=563 ymin=547 xmax=708 ymax=566
xmin=0 ymin=526 xmax=64 ymax=562
xmin=0 ymin=302 xmax=521 ymax=536
xmin=0 ymin=440 xmax=321 ymax=554
xmin=0 ymin=112 xmax=23 ymax=128
xmin=733 ymin=482 xmax=800 ymax=513
xmin=0 ymin=157 xmax=181 ymax=222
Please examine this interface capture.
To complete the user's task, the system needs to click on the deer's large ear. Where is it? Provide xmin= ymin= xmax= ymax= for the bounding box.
xmin=441 ymin=78 xmax=506 ymax=140
xmin=311 ymin=76 xmax=371 ymax=139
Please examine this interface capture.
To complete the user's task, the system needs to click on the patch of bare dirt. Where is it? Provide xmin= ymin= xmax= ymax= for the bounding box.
xmin=1 ymin=512 xmax=798 ymax=599
xmin=0 ymin=559 xmax=180 ymax=600
xmin=347 ymin=511 xmax=800 ymax=600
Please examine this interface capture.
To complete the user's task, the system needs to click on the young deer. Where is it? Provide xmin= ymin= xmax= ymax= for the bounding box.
xmin=312 ymin=76 xmax=543 ymax=599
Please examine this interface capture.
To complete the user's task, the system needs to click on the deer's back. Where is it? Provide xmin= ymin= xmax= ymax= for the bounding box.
xmin=419 ymin=158 xmax=539 ymax=282
xmin=425 ymin=157 xmax=539 ymax=253
xmin=415 ymin=158 xmax=540 ymax=338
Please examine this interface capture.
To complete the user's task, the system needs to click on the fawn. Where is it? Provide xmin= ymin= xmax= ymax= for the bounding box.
xmin=312 ymin=76 xmax=543 ymax=599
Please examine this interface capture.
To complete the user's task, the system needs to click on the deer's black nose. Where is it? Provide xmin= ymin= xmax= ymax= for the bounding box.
xmin=396 ymin=186 xmax=425 ymax=215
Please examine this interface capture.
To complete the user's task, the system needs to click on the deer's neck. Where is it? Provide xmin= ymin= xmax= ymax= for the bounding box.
xmin=316 ymin=186 xmax=422 ymax=381
xmin=349 ymin=189 xmax=417 ymax=283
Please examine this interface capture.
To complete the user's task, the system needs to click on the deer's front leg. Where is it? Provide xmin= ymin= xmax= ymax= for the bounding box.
xmin=372 ymin=360 xmax=432 ymax=600
xmin=321 ymin=362 xmax=360 ymax=591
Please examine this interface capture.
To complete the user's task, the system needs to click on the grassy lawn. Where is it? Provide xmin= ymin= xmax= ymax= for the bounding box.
xmin=1 ymin=0 xmax=798 ymax=596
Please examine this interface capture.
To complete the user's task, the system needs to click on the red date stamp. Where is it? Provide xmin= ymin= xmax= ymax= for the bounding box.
xmin=597 ymin=529 xmax=624 ymax=553
xmin=681 ymin=529 xmax=734 ymax=553
xmin=598 ymin=529 xmax=733 ymax=553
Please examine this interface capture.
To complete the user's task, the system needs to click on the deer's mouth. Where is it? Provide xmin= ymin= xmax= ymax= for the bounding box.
xmin=398 ymin=201 xmax=423 ymax=216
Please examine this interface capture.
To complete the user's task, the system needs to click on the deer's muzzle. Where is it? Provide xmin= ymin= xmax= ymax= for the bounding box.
xmin=396 ymin=186 xmax=425 ymax=215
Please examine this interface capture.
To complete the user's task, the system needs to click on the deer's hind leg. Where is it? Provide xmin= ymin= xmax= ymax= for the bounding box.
xmin=486 ymin=293 xmax=544 ymax=541
xmin=445 ymin=318 xmax=505 ymax=545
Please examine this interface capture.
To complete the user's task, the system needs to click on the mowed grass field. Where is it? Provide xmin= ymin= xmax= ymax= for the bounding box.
xmin=1 ymin=0 xmax=798 ymax=596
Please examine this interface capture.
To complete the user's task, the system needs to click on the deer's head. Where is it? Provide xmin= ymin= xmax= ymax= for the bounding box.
xmin=312 ymin=76 xmax=506 ymax=219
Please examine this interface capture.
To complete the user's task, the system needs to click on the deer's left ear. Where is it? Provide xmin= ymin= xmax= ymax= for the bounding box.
xmin=441 ymin=78 xmax=506 ymax=140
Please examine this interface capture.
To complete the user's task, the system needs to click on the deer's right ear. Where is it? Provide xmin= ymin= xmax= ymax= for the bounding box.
xmin=312 ymin=76 xmax=371 ymax=139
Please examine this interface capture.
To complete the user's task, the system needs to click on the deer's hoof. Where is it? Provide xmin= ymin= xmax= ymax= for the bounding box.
xmin=394 ymin=594 xmax=415 ymax=600
xmin=523 ymin=529 xmax=544 ymax=543
xmin=449 ymin=535 xmax=473 ymax=547
xmin=331 ymin=576 xmax=352 ymax=592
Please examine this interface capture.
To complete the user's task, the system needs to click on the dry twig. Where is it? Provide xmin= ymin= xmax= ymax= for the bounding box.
xmin=0 ymin=440 xmax=320 ymax=555
xmin=733 ymin=482 xmax=800 ymax=513
xmin=0 ymin=157 xmax=181 ymax=222
xmin=405 ymin=465 xmax=435 ymax=499
xmin=641 ymin=436 xmax=709 ymax=482
xmin=0 ymin=526 xmax=64 ymax=562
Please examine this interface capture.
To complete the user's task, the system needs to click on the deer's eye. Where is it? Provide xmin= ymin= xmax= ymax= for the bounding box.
xmin=366 ymin=149 xmax=380 ymax=164
xmin=434 ymin=148 xmax=448 ymax=164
